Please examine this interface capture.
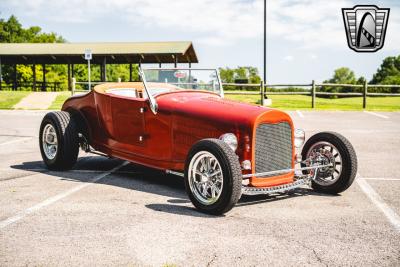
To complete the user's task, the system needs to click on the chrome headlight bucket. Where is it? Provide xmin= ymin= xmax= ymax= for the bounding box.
xmin=294 ymin=129 xmax=305 ymax=148
xmin=219 ymin=133 xmax=238 ymax=151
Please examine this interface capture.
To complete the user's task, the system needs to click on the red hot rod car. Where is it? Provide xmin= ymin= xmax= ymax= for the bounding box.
xmin=39 ymin=68 xmax=357 ymax=214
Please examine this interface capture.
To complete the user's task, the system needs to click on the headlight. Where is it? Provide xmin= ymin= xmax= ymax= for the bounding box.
xmin=219 ymin=133 xmax=238 ymax=151
xmin=294 ymin=129 xmax=305 ymax=148
xmin=241 ymin=160 xmax=252 ymax=170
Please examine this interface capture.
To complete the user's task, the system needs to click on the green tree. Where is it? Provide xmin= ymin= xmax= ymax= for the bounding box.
xmin=326 ymin=67 xmax=357 ymax=84
xmin=371 ymin=56 xmax=400 ymax=84
xmin=218 ymin=66 xmax=261 ymax=90
xmin=0 ymin=15 xmax=141 ymax=91
xmin=0 ymin=15 xmax=65 ymax=43
xmin=0 ymin=15 xmax=23 ymax=42
xmin=321 ymin=67 xmax=359 ymax=98
xmin=357 ymin=76 xmax=366 ymax=85
xmin=106 ymin=64 xmax=139 ymax=82
xmin=219 ymin=66 xmax=261 ymax=83
xmin=0 ymin=15 xmax=67 ymax=90
xmin=219 ymin=67 xmax=236 ymax=83
xmin=370 ymin=56 xmax=400 ymax=93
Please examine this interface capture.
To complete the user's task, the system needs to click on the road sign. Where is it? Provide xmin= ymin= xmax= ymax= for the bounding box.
xmin=84 ymin=49 xmax=92 ymax=90
xmin=84 ymin=49 xmax=92 ymax=60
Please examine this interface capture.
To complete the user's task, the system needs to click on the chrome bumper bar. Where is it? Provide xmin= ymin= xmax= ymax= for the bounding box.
xmin=242 ymin=164 xmax=333 ymax=179
xmin=241 ymin=164 xmax=332 ymax=196
xmin=166 ymin=164 xmax=332 ymax=196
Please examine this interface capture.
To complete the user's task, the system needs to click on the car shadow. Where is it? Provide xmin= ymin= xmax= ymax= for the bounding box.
xmin=237 ymin=187 xmax=339 ymax=208
xmin=10 ymin=156 xmax=337 ymax=217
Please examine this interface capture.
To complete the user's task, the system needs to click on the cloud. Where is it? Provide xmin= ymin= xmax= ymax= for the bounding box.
xmin=4 ymin=0 xmax=400 ymax=51
xmin=283 ymin=55 xmax=294 ymax=61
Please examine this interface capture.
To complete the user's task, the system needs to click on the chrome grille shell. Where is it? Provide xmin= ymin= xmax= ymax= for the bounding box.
xmin=254 ymin=122 xmax=293 ymax=176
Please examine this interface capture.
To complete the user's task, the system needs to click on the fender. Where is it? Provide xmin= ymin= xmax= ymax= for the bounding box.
xmin=64 ymin=107 xmax=92 ymax=143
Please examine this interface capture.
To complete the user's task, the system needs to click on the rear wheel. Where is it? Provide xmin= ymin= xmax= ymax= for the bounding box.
xmin=184 ymin=139 xmax=242 ymax=215
xmin=39 ymin=111 xmax=79 ymax=170
xmin=301 ymin=132 xmax=357 ymax=194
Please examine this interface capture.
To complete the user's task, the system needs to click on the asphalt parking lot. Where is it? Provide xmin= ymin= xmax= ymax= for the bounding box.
xmin=0 ymin=109 xmax=399 ymax=266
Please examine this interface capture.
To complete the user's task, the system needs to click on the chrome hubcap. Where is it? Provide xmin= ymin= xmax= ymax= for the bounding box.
xmin=306 ymin=141 xmax=343 ymax=186
xmin=42 ymin=124 xmax=58 ymax=160
xmin=188 ymin=151 xmax=223 ymax=205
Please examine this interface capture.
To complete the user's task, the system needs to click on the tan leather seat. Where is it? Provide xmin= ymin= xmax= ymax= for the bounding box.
xmin=94 ymin=82 xmax=145 ymax=98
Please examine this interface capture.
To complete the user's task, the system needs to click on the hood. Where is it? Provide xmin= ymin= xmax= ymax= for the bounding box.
xmin=156 ymin=91 xmax=291 ymax=130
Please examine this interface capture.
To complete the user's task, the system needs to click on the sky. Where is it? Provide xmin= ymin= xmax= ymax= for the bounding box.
xmin=0 ymin=0 xmax=399 ymax=83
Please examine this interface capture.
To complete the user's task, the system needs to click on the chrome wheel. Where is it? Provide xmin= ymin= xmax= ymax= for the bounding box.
xmin=306 ymin=141 xmax=343 ymax=186
xmin=42 ymin=124 xmax=58 ymax=160
xmin=188 ymin=151 xmax=224 ymax=205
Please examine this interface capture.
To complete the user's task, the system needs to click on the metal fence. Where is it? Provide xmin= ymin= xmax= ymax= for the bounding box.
xmin=71 ymin=78 xmax=400 ymax=109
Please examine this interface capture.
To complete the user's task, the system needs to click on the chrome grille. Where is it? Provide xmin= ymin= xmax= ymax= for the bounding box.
xmin=255 ymin=122 xmax=293 ymax=176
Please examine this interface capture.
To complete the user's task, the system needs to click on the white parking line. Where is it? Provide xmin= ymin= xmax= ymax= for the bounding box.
xmin=357 ymin=174 xmax=400 ymax=232
xmin=363 ymin=111 xmax=389 ymax=119
xmin=0 ymin=161 xmax=129 ymax=230
xmin=0 ymin=137 xmax=33 ymax=146
xmin=296 ymin=110 xmax=304 ymax=118
xmin=0 ymin=167 xmax=143 ymax=175
xmin=362 ymin=178 xmax=400 ymax=181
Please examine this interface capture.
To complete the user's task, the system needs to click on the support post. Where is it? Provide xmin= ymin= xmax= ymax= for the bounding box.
xmin=72 ymin=77 xmax=76 ymax=96
xmin=311 ymin=80 xmax=316 ymax=108
xmin=32 ymin=63 xmax=36 ymax=91
xmin=67 ymin=63 xmax=71 ymax=91
xmin=174 ymin=54 xmax=177 ymax=68
xmin=87 ymin=58 xmax=91 ymax=91
xmin=99 ymin=64 xmax=103 ymax=81
xmin=159 ymin=62 xmax=162 ymax=68
xmin=101 ymin=57 xmax=107 ymax=82
xmin=263 ymin=0 xmax=267 ymax=83
xmin=264 ymin=80 xmax=267 ymax=101
xmin=104 ymin=59 xmax=107 ymax=82
xmin=129 ymin=64 xmax=132 ymax=82
xmin=363 ymin=80 xmax=368 ymax=109
xmin=0 ymin=57 xmax=2 ymax=91
xmin=188 ymin=62 xmax=192 ymax=85
xmin=42 ymin=64 xmax=46 ymax=91
xmin=260 ymin=80 xmax=264 ymax=106
xmin=139 ymin=62 xmax=142 ymax=81
xmin=13 ymin=64 xmax=17 ymax=91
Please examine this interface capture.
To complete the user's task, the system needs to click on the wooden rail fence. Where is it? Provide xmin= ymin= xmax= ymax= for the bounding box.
xmin=71 ymin=79 xmax=400 ymax=109
xmin=223 ymin=80 xmax=400 ymax=109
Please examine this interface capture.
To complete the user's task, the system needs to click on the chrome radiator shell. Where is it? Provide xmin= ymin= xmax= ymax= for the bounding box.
xmin=254 ymin=122 xmax=293 ymax=177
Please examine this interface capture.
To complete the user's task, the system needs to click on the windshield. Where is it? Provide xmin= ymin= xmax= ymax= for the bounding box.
xmin=140 ymin=68 xmax=223 ymax=97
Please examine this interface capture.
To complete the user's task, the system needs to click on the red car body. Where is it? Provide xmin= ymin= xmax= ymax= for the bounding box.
xmin=62 ymin=82 xmax=295 ymax=188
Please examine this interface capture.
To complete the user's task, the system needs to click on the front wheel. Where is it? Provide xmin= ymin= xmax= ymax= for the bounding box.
xmin=184 ymin=139 xmax=242 ymax=215
xmin=39 ymin=111 xmax=79 ymax=170
xmin=301 ymin=132 xmax=357 ymax=194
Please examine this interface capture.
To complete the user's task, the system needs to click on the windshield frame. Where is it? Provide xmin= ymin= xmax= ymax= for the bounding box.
xmin=139 ymin=67 xmax=224 ymax=115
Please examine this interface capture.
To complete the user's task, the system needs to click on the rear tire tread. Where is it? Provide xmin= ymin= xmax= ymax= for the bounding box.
xmin=39 ymin=111 xmax=79 ymax=170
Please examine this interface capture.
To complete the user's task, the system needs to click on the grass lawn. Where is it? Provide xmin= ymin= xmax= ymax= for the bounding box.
xmin=8 ymin=90 xmax=398 ymax=111
xmin=48 ymin=91 xmax=72 ymax=110
xmin=0 ymin=91 xmax=30 ymax=109
xmin=226 ymin=92 xmax=400 ymax=111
